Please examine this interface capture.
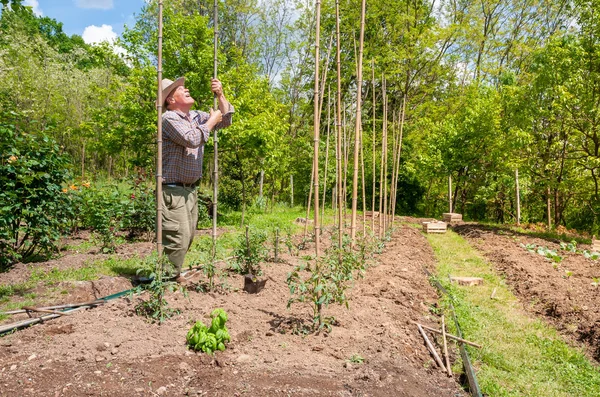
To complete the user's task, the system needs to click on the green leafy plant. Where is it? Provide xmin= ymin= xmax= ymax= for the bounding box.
xmin=591 ymin=277 xmax=599 ymax=288
xmin=520 ymin=243 xmax=563 ymax=263
xmin=231 ymin=226 xmax=268 ymax=276
xmin=348 ymin=354 xmax=364 ymax=364
xmin=0 ymin=122 xmax=72 ymax=268
xmin=132 ymin=256 xmax=183 ymax=323
xmin=286 ymin=242 xmax=365 ymax=332
xmin=186 ymin=308 xmax=231 ymax=354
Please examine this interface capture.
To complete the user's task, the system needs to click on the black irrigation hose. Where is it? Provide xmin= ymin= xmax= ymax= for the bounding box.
xmin=424 ymin=267 xmax=483 ymax=397
xmin=0 ymin=288 xmax=135 ymax=336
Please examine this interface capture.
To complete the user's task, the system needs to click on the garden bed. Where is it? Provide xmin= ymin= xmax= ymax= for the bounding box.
xmin=453 ymin=224 xmax=600 ymax=363
xmin=0 ymin=224 xmax=465 ymax=396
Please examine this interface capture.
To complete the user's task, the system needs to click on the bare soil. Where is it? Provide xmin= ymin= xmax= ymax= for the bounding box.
xmin=0 ymin=223 xmax=466 ymax=397
xmin=453 ymin=223 xmax=600 ymax=363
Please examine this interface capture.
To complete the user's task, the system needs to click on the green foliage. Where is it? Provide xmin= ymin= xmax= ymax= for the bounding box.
xmin=520 ymin=243 xmax=563 ymax=263
xmin=186 ymin=308 xmax=231 ymax=354
xmin=0 ymin=121 xmax=72 ymax=268
xmin=286 ymin=239 xmax=367 ymax=331
xmin=133 ymin=256 xmax=183 ymax=324
xmin=231 ymin=226 xmax=268 ymax=276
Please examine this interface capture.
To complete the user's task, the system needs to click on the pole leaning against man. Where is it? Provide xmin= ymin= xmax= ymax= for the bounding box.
xmin=160 ymin=76 xmax=234 ymax=282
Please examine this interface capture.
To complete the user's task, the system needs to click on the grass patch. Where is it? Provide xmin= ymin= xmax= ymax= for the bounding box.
xmin=425 ymin=230 xmax=600 ymax=397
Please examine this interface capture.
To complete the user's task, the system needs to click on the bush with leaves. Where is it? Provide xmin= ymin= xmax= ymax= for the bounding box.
xmin=0 ymin=122 xmax=72 ymax=268
xmin=231 ymin=226 xmax=268 ymax=276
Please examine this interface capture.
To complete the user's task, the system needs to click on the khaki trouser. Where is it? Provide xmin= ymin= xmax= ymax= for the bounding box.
xmin=161 ymin=185 xmax=198 ymax=276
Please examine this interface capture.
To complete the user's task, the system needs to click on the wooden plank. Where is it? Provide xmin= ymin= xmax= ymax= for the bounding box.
xmin=450 ymin=276 xmax=484 ymax=286
xmin=442 ymin=213 xmax=463 ymax=223
xmin=422 ymin=221 xmax=447 ymax=234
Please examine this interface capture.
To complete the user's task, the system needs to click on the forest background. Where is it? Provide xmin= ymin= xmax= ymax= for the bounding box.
xmin=1 ymin=0 xmax=600 ymax=264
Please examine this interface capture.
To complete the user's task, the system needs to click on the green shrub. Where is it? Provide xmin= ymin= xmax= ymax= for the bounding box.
xmin=0 ymin=122 xmax=72 ymax=268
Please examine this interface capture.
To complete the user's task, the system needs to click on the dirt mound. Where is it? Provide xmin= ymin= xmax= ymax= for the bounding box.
xmin=0 ymin=225 xmax=465 ymax=396
xmin=454 ymin=224 xmax=600 ymax=362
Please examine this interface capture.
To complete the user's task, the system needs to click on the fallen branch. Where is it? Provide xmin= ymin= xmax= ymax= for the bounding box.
xmin=411 ymin=321 xmax=482 ymax=348
xmin=417 ymin=324 xmax=447 ymax=372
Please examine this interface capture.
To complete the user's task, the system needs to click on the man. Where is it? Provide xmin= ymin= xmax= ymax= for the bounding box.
xmin=160 ymin=76 xmax=234 ymax=281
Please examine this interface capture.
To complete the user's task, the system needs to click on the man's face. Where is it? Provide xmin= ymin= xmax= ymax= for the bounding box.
xmin=168 ymin=85 xmax=195 ymax=108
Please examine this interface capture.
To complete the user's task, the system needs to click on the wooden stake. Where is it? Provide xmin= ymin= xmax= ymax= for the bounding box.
xmin=335 ymin=0 xmax=343 ymax=253
xmin=23 ymin=307 xmax=71 ymax=316
xmin=312 ymin=0 xmax=321 ymax=257
xmin=515 ymin=168 xmax=521 ymax=225
xmin=211 ymin=0 xmax=219 ymax=262
xmin=350 ymin=0 xmax=366 ymax=246
xmin=391 ymin=95 xmax=406 ymax=224
xmin=156 ymin=0 xmax=164 ymax=258
xmin=321 ymin=85 xmax=332 ymax=227
xmin=442 ymin=315 xmax=453 ymax=377
xmin=412 ymin=322 xmax=482 ymax=348
xmin=417 ymin=324 xmax=447 ymax=371
xmin=371 ymin=60 xmax=376 ymax=234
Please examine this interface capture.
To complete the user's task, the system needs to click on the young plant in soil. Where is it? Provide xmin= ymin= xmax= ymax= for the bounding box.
xmin=186 ymin=308 xmax=231 ymax=354
xmin=231 ymin=226 xmax=268 ymax=276
xmin=286 ymin=242 xmax=365 ymax=332
xmin=132 ymin=256 xmax=183 ymax=323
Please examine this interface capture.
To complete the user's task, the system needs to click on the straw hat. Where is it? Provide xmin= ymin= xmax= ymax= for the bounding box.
xmin=161 ymin=77 xmax=185 ymax=109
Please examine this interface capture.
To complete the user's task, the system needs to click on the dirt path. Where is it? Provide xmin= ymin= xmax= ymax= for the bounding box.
xmin=453 ymin=224 xmax=600 ymax=363
xmin=0 ymin=224 xmax=465 ymax=396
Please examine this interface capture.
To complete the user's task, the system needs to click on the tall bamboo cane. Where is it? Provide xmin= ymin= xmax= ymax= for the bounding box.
xmin=335 ymin=0 xmax=343 ymax=252
xmin=383 ymin=82 xmax=389 ymax=233
xmin=390 ymin=109 xmax=398 ymax=225
xmin=321 ymin=85 xmax=331 ymax=227
xmin=211 ymin=0 xmax=219 ymax=262
xmin=350 ymin=0 xmax=366 ymax=246
xmin=378 ymin=75 xmax=386 ymax=238
xmin=371 ymin=60 xmax=376 ymax=234
xmin=312 ymin=0 xmax=322 ymax=257
xmin=391 ymin=95 xmax=406 ymax=224
xmin=156 ymin=0 xmax=164 ymax=258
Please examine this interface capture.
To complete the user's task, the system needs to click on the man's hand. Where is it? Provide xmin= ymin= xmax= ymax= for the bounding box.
xmin=204 ymin=108 xmax=223 ymax=131
xmin=209 ymin=108 xmax=222 ymax=124
xmin=211 ymin=78 xmax=223 ymax=97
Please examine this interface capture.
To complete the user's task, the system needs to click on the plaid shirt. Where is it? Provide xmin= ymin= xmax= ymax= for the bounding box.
xmin=162 ymin=104 xmax=234 ymax=184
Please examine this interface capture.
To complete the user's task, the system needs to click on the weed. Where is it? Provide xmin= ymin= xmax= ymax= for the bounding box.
xmin=348 ymin=354 xmax=364 ymax=364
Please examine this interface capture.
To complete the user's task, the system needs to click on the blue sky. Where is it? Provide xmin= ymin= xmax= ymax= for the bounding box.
xmin=20 ymin=0 xmax=147 ymax=44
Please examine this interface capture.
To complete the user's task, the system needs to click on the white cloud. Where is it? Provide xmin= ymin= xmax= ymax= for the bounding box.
xmin=23 ymin=0 xmax=43 ymax=16
xmin=82 ymin=24 xmax=117 ymax=44
xmin=74 ymin=0 xmax=114 ymax=10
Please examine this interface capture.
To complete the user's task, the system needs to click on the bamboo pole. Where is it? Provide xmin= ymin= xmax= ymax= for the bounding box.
xmin=335 ymin=0 xmax=343 ymax=252
xmin=442 ymin=315 xmax=453 ymax=377
xmin=391 ymin=95 xmax=406 ymax=224
xmin=343 ymin=102 xmax=348 ymax=226
xmin=449 ymin=175 xmax=453 ymax=213
xmin=350 ymin=0 xmax=366 ymax=246
xmin=515 ymin=168 xmax=521 ymax=225
xmin=390 ymin=109 xmax=398 ymax=225
xmin=321 ymin=85 xmax=332 ymax=227
xmin=379 ymin=75 xmax=388 ymax=237
xmin=371 ymin=60 xmax=376 ymax=234
xmin=211 ymin=0 xmax=219 ymax=262
xmin=417 ymin=324 xmax=447 ymax=372
xmin=312 ymin=0 xmax=322 ymax=257
xmin=156 ymin=0 xmax=164 ymax=258
xmin=411 ymin=322 xmax=482 ymax=348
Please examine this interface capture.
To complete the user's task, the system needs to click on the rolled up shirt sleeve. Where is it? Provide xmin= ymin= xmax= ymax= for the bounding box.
xmin=163 ymin=111 xmax=205 ymax=148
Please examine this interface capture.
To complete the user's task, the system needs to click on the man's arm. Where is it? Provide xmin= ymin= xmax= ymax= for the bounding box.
xmin=211 ymin=79 xmax=234 ymax=129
